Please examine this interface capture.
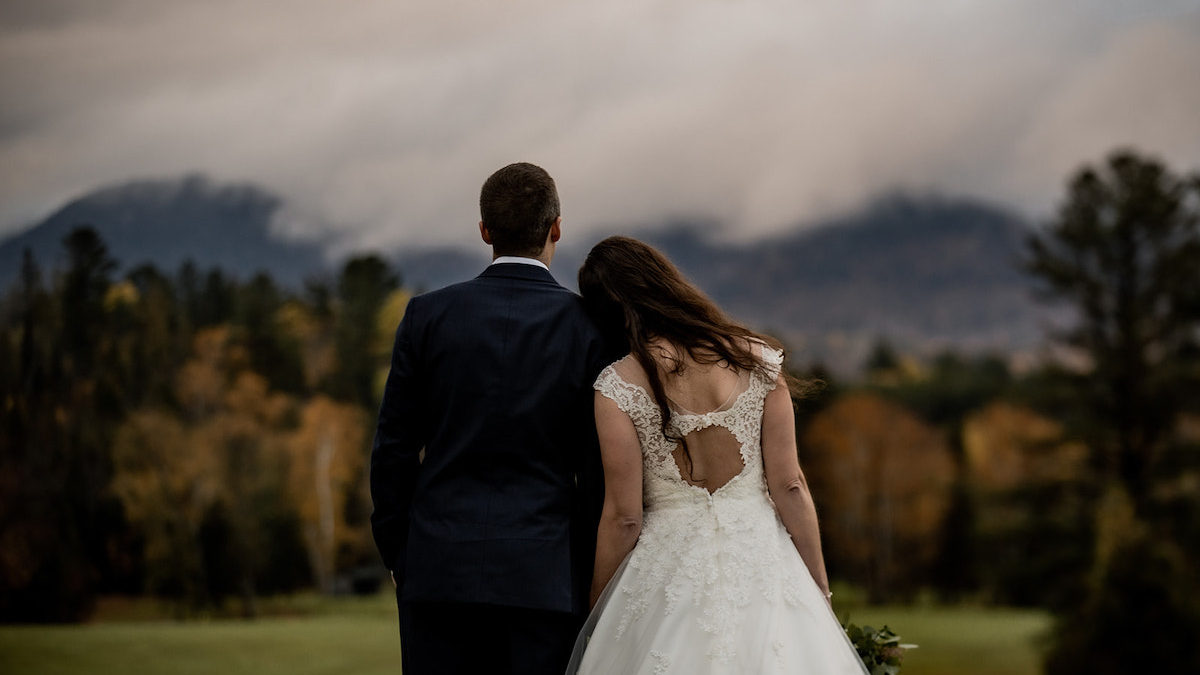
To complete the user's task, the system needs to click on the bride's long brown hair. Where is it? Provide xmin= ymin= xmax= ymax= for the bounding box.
xmin=579 ymin=236 xmax=815 ymax=477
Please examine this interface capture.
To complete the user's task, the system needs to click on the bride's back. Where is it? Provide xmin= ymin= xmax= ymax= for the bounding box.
xmin=613 ymin=341 xmax=756 ymax=494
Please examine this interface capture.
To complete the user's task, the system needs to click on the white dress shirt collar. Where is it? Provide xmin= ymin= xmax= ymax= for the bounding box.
xmin=490 ymin=255 xmax=549 ymax=271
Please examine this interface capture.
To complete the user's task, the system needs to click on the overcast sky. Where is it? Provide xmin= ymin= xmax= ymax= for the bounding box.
xmin=1 ymin=0 xmax=1198 ymax=253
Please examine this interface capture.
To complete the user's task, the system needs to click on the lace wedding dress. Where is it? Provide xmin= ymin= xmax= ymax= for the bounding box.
xmin=567 ymin=346 xmax=868 ymax=674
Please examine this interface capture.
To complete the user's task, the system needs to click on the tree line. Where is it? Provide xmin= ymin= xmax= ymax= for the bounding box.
xmin=1 ymin=231 xmax=402 ymax=619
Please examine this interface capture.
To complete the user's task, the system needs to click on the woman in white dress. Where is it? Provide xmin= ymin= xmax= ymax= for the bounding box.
xmin=567 ymin=236 xmax=868 ymax=674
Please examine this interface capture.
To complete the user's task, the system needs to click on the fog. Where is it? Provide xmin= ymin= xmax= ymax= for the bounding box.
xmin=1 ymin=0 xmax=1198 ymax=253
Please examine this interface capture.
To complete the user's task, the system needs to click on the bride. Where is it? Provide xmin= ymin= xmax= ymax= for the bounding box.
xmin=568 ymin=236 xmax=868 ymax=674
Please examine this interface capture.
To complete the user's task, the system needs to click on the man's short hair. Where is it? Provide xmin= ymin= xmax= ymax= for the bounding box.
xmin=479 ymin=163 xmax=560 ymax=257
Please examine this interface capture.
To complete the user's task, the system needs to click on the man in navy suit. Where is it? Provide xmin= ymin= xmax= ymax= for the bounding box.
xmin=371 ymin=163 xmax=612 ymax=674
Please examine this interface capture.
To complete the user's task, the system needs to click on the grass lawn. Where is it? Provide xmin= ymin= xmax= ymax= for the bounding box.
xmin=0 ymin=594 xmax=1050 ymax=675
xmin=0 ymin=594 xmax=402 ymax=675
xmin=845 ymin=605 xmax=1050 ymax=675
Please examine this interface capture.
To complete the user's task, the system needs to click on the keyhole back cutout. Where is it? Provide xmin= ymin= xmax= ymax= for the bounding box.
xmin=671 ymin=424 xmax=745 ymax=494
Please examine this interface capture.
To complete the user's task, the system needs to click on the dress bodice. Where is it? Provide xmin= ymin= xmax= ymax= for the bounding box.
xmin=592 ymin=343 xmax=784 ymax=511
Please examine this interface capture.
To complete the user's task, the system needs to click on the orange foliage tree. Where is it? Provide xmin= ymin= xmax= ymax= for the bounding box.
xmin=801 ymin=392 xmax=955 ymax=601
xmin=962 ymin=401 xmax=1092 ymax=607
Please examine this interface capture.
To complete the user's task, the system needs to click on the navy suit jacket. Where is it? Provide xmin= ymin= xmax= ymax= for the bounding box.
xmin=370 ymin=262 xmax=613 ymax=615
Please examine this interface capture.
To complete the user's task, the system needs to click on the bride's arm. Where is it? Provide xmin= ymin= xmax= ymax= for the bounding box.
xmin=761 ymin=375 xmax=832 ymax=601
xmin=589 ymin=392 xmax=644 ymax=609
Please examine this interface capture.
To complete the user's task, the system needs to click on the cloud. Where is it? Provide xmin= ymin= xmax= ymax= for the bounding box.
xmin=1 ymin=0 xmax=1198 ymax=252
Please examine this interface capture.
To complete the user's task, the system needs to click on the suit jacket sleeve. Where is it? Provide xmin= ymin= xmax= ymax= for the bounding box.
xmin=370 ymin=296 xmax=425 ymax=577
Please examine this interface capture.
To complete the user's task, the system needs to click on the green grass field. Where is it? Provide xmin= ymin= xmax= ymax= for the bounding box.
xmin=846 ymin=606 xmax=1049 ymax=675
xmin=0 ymin=594 xmax=1049 ymax=675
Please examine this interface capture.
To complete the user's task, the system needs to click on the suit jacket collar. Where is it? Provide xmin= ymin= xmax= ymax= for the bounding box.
xmin=478 ymin=262 xmax=561 ymax=286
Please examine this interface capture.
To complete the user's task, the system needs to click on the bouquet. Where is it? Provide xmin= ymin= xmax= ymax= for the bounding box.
xmin=842 ymin=621 xmax=917 ymax=675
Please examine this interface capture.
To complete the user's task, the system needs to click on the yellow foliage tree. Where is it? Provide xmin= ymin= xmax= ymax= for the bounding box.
xmin=275 ymin=300 xmax=337 ymax=392
xmin=286 ymin=396 xmax=366 ymax=592
xmin=961 ymin=401 xmax=1093 ymax=605
xmin=112 ymin=327 xmax=301 ymax=613
xmin=111 ymin=408 xmax=221 ymax=608
xmin=963 ymin=402 xmax=1087 ymax=493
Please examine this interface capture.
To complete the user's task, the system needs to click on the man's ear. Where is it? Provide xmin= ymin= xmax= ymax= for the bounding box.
xmin=479 ymin=221 xmax=493 ymax=245
xmin=548 ymin=217 xmax=562 ymax=244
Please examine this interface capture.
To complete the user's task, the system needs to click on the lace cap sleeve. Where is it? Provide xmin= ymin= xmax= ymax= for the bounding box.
xmin=757 ymin=342 xmax=785 ymax=391
xmin=593 ymin=358 xmax=647 ymax=416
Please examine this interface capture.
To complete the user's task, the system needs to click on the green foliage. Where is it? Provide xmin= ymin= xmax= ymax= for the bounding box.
xmin=1043 ymin=530 xmax=1200 ymax=674
xmin=864 ymin=338 xmax=900 ymax=375
xmin=842 ymin=620 xmax=915 ymax=675
xmin=879 ymin=350 xmax=1012 ymax=428
xmin=329 ymin=255 xmax=399 ymax=408
xmin=0 ymin=227 xmax=127 ymax=621
xmin=1025 ymin=149 xmax=1200 ymax=508
xmin=236 ymin=273 xmax=306 ymax=395
xmin=973 ymin=479 xmax=1096 ymax=610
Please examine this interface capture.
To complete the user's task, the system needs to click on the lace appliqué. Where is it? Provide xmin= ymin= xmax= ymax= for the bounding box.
xmin=649 ymin=650 xmax=671 ymax=674
xmin=592 ymin=346 xmax=805 ymax=663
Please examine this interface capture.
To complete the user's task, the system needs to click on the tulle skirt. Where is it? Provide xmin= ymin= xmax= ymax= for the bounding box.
xmin=566 ymin=521 xmax=868 ymax=674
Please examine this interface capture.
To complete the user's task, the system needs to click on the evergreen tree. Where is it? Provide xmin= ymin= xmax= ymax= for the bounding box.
xmin=59 ymin=227 xmax=117 ymax=379
xmin=235 ymin=272 xmax=305 ymax=394
xmin=1026 ymin=150 xmax=1200 ymax=511
xmin=1028 ymin=150 xmax=1200 ymax=674
xmin=332 ymin=255 xmax=398 ymax=408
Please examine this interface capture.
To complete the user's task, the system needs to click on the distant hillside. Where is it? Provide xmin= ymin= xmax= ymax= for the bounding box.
xmin=678 ymin=195 xmax=1041 ymax=351
xmin=0 ymin=175 xmax=329 ymax=287
xmin=0 ymin=177 xmax=1047 ymax=368
xmin=397 ymin=196 xmax=1045 ymax=364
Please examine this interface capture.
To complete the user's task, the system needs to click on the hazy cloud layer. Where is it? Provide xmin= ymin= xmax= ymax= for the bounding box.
xmin=2 ymin=0 xmax=1198 ymax=253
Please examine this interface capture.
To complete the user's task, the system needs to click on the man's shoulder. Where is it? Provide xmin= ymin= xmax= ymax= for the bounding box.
xmin=435 ymin=271 xmax=581 ymax=300
xmin=404 ymin=276 xmax=488 ymax=309
xmin=405 ymin=274 xmax=585 ymax=317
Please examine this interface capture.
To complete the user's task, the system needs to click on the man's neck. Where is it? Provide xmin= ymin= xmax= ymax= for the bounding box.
xmin=491 ymin=248 xmax=553 ymax=269
xmin=491 ymin=255 xmax=550 ymax=271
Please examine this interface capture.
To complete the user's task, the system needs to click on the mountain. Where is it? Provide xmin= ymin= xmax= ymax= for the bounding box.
xmin=399 ymin=196 xmax=1046 ymax=364
xmin=672 ymin=195 xmax=1042 ymax=352
xmin=0 ymin=175 xmax=329 ymax=287
xmin=0 ymin=176 xmax=1047 ymax=368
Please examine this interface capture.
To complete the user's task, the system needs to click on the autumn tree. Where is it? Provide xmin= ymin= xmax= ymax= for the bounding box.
xmin=963 ymin=402 xmax=1091 ymax=608
xmin=286 ymin=397 xmax=366 ymax=592
xmin=870 ymin=351 xmax=1014 ymax=599
xmin=801 ymin=392 xmax=955 ymax=601
xmin=115 ymin=326 xmax=309 ymax=614
xmin=111 ymin=409 xmax=213 ymax=610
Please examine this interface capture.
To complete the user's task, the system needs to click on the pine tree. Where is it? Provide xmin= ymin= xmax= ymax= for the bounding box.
xmin=1026 ymin=149 xmax=1200 ymax=510
xmin=1028 ymin=150 xmax=1200 ymax=674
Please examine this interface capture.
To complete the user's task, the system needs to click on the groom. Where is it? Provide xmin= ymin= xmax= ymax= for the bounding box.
xmin=371 ymin=163 xmax=612 ymax=675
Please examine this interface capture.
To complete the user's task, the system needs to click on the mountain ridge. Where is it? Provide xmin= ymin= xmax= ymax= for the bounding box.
xmin=0 ymin=174 xmax=330 ymax=287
